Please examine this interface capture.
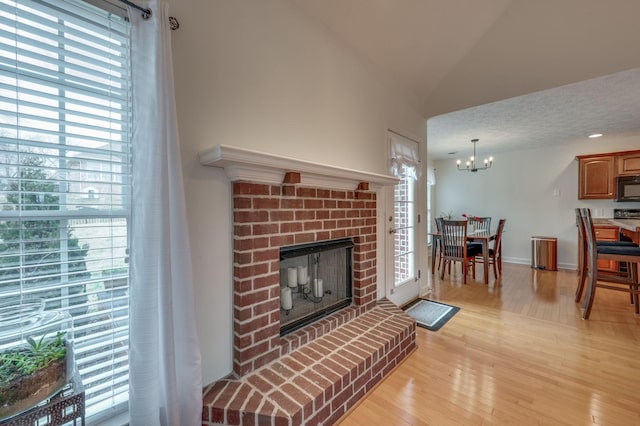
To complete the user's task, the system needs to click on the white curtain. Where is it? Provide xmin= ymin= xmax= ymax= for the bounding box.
xmin=388 ymin=131 xmax=421 ymax=179
xmin=128 ymin=1 xmax=202 ymax=425
xmin=426 ymin=166 xmax=436 ymax=186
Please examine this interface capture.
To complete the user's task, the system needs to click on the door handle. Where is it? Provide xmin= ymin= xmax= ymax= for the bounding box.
xmin=389 ymin=228 xmax=397 ymax=234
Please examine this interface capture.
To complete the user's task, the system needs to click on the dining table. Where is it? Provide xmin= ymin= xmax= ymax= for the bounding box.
xmin=429 ymin=229 xmax=498 ymax=284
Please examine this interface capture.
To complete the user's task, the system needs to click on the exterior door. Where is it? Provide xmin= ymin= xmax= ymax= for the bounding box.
xmin=386 ymin=163 xmax=420 ymax=306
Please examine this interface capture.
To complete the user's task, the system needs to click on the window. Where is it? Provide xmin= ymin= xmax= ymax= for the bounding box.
xmin=393 ymin=164 xmax=416 ymax=285
xmin=0 ymin=0 xmax=131 ymax=420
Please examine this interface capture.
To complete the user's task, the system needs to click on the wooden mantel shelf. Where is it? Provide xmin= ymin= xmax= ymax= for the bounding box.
xmin=198 ymin=144 xmax=399 ymax=190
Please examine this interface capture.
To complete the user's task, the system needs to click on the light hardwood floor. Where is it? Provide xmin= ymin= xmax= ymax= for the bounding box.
xmin=338 ymin=262 xmax=640 ymax=425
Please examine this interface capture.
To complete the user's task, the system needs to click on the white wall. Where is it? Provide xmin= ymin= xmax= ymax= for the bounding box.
xmin=167 ymin=0 xmax=427 ymax=385
xmin=433 ymin=134 xmax=640 ymax=270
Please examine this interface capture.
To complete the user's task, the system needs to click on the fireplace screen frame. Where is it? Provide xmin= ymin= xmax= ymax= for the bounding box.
xmin=279 ymin=238 xmax=354 ymax=336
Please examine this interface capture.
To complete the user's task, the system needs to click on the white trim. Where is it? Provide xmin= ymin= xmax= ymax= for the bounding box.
xmin=198 ymin=144 xmax=399 ymax=190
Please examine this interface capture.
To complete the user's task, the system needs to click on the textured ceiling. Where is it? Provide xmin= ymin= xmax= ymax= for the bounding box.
xmin=427 ymin=68 xmax=640 ymax=160
xmin=287 ymin=0 xmax=640 ymax=160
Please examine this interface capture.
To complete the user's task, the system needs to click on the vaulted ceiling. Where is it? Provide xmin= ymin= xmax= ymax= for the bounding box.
xmin=287 ymin=0 xmax=640 ymax=159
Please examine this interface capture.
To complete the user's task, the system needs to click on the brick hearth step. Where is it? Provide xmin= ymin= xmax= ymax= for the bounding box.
xmin=202 ymin=299 xmax=416 ymax=426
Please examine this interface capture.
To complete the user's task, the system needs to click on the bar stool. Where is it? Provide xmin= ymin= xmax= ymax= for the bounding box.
xmin=578 ymin=208 xmax=640 ymax=319
xmin=574 ymin=208 xmax=637 ymax=304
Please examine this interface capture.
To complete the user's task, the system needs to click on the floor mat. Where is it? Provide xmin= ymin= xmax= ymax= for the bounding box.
xmin=403 ymin=299 xmax=460 ymax=331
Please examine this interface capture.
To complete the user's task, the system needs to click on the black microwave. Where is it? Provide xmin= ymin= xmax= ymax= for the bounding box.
xmin=616 ymin=175 xmax=640 ymax=201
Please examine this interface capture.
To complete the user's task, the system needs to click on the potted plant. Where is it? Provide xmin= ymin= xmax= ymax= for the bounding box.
xmin=0 ymin=331 xmax=70 ymax=419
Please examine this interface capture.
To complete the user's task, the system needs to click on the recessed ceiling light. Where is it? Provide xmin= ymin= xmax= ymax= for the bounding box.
xmin=588 ymin=133 xmax=603 ymax=138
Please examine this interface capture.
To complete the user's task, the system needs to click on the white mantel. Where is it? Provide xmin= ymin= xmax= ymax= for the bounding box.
xmin=198 ymin=144 xmax=399 ymax=190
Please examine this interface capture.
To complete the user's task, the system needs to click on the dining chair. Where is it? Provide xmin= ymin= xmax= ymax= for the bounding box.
xmin=574 ymin=208 xmax=637 ymax=304
xmin=439 ymin=219 xmax=483 ymax=284
xmin=474 ymin=218 xmax=506 ymax=279
xmin=578 ymin=207 xmax=640 ymax=319
xmin=432 ymin=217 xmax=444 ymax=274
xmin=471 ymin=217 xmax=492 ymax=233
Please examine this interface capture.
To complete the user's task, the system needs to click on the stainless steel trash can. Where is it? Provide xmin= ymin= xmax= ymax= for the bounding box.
xmin=531 ymin=236 xmax=557 ymax=271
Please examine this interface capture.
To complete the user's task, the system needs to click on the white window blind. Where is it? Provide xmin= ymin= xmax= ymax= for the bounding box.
xmin=0 ymin=0 xmax=131 ymax=420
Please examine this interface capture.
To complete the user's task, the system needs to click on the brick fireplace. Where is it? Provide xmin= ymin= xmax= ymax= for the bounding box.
xmin=199 ymin=145 xmax=416 ymax=425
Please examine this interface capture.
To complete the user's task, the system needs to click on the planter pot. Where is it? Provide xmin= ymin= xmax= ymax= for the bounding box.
xmin=0 ymin=299 xmax=74 ymax=420
xmin=0 ymin=344 xmax=69 ymax=419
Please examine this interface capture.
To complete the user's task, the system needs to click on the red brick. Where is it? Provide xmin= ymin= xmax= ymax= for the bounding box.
xmin=323 ymin=220 xmax=337 ymax=229
xmin=234 ymin=182 xmax=270 ymax=195
xmin=337 ymin=219 xmax=351 ymax=228
xmin=269 ymin=390 xmax=302 ymax=416
xmin=234 ymin=306 xmax=253 ymax=322
xmin=303 ymin=221 xmax=323 ymax=231
xmin=253 ymin=273 xmax=279 ymax=290
xmin=253 ymin=223 xmax=279 ymax=235
xmin=304 ymin=199 xmax=324 ymax=209
xmin=234 ymin=224 xmax=252 ymax=237
xmin=330 ymin=190 xmax=346 ymax=199
xmin=271 ymin=210 xmax=294 ymax=221
xmin=234 ymin=251 xmax=252 ymax=265
xmin=356 ymin=191 xmax=373 ymax=200
xmin=235 ymin=210 xmax=269 ymax=223
xmin=316 ymin=210 xmax=330 ymax=220
xmin=253 ymin=349 xmax=279 ymax=371
xmin=253 ymin=323 xmax=280 ymax=343
xmin=279 ymin=356 xmax=306 ymax=373
xmin=228 ymin=382 xmax=252 ymax=411
xmin=270 ymin=185 xmax=281 ymax=196
xmin=289 ymin=350 xmax=315 ymax=366
xmin=235 ymin=314 xmax=272 ymax=336
xmin=323 ymin=199 xmax=337 ymax=209
xmin=296 ymin=187 xmax=317 ymax=198
xmin=233 ymin=332 xmax=252 ymax=350
xmin=283 ymin=172 xmax=301 ymax=184
xmin=234 ymin=237 xmax=269 ymax=251
xmin=270 ymin=234 xmax=295 ymax=247
xmin=295 ymin=233 xmax=315 ymax=244
xmin=234 ymin=197 xmax=252 ymax=209
xmin=253 ymin=248 xmax=279 ymax=263
xmin=258 ymin=367 xmax=286 ymax=388
xmin=252 ymin=299 xmax=278 ymax=317
xmin=337 ymin=200 xmax=352 ymax=209
xmin=234 ymin=360 xmax=254 ymax=377
xmin=356 ymin=182 xmax=369 ymax=191
xmin=282 ymin=185 xmax=296 ymax=196
xmin=282 ymin=382 xmax=313 ymax=410
xmin=253 ymin=197 xmax=280 ymax=209
xmin=316 ymin=231 xmax=331 ymax=241
xmin=234 ymin=263 xmax=269 ymax=279
xmin=295 ymin=210 xmax=315 ymax=221
xmin=279 ymin=222 xmax=302 ymax=234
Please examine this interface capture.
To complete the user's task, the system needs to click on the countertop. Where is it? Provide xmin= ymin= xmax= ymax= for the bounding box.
xmin=610 ymin=219 xmax=640 ymax=232
xmin=593 ymin=218 xmax=640 ymax=232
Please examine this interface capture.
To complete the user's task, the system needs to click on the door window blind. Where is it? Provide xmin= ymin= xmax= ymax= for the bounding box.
xmin=0 ymin=0 xmax=131 ymax=419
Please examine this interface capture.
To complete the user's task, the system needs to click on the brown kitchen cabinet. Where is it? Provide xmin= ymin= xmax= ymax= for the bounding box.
xmin=617 ymin=152 xmax=640 ymax=176
xmin=577 ymin=155 xmax=615 ymax=199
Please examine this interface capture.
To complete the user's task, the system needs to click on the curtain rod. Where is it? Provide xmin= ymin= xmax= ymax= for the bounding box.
xmin=115 ymin=0 xmax=151 ymax=19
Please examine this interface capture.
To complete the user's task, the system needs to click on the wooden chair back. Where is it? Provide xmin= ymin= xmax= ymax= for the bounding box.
xmin=472 ymin=217 xmax=492 ymax=233
xmin=493 ymin=219 xmax=506 ymax=254
xmin=441 ymin=219 xmax=469 ymax=260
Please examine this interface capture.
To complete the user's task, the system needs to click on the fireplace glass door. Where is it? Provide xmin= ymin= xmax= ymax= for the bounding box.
xmin=279 ymin=238 xmax=353 ymax=335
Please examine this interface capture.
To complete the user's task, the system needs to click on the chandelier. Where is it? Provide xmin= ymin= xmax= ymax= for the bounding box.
xmin=456 ymin=138 xmax=493 ymax=172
